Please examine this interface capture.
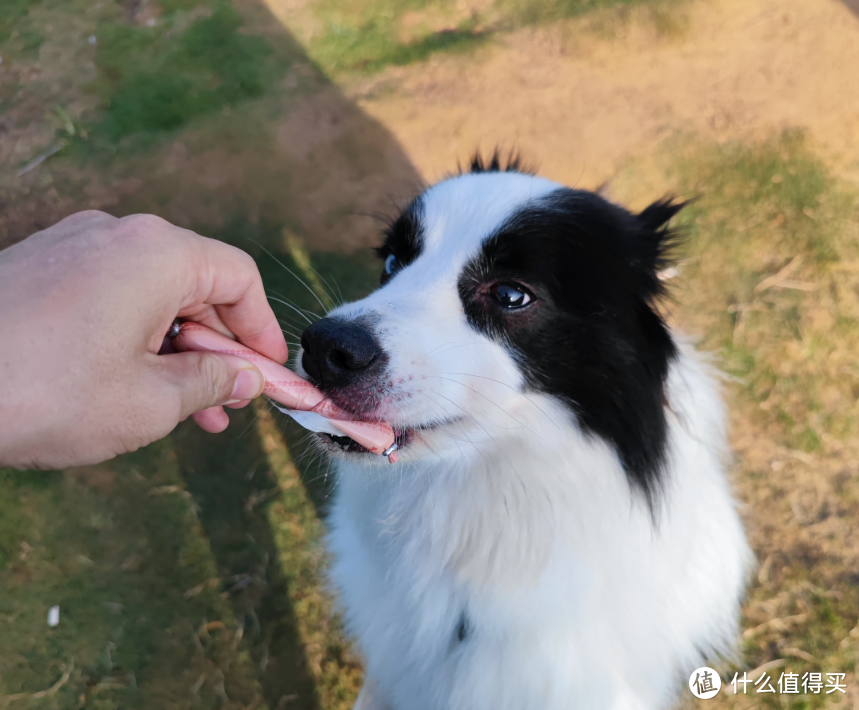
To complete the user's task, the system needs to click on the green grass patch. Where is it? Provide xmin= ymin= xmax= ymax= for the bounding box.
xmin=311 ymin=16 xmax=489 ymax=74
xmin=0 ymin=444 xmax=268 ymax=707
xmin=92 ymin=2 xmax=284 ymax=143
xmin=0 ymin=0 xmax=46 ymax=57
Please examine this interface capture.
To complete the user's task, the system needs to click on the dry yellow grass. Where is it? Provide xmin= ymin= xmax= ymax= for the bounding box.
xmin=609 ymin=131 xmax=859 ymax=708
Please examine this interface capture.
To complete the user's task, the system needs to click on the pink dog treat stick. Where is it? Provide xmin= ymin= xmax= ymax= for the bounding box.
xmin=172 ymin=322 xmax=397 ymax=459
xmin=324 ymin=419 xmax=397 ymax=455
xmin=174 ymin=322 xmax=324 ymax=409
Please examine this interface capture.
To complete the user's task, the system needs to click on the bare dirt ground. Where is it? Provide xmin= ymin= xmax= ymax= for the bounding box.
xmin=349 ymin=0 xmax=859 ymax=191
xmin=6 ymin=0 xmax=858 ymax=246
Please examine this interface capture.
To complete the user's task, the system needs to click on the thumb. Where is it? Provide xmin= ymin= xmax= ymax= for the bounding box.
xmin=155 ymin=351 xmax=265 ymax=422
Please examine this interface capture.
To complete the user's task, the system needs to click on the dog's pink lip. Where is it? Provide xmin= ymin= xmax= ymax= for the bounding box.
xmin=308 ymin=393 xmax=398 ymax=426
xmin=298 ymin=376 xmax=369 ymax=414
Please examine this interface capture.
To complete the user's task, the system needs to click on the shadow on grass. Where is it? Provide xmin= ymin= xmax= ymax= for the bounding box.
xmin=107 ymin=3 xmax=414 ymax=706
xmin=85 ymin=0 xmax=425 ymax=256
xmin=173 ymin=412 xmax=322 ymax=710
xmin=168 ymin=218 xmax=381 ymax=710
xmin=1 ymin=0 xmax=419 ymax=707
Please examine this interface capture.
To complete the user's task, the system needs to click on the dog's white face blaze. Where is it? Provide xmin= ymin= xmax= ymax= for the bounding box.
xmin=314 ymin=172 xmax=563 ymax=461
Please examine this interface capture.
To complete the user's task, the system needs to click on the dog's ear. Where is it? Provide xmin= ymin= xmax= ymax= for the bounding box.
xmin=634 ymin=197 xmax=685 ymax=276
xmin=638 ymin=197 xmax=684 ymax=232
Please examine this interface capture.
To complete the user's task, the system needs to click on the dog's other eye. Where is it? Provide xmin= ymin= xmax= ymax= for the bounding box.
xmin=384 ymin=254 xmax=399 ymax=276
xmin=490 ymin=283 xmax=532 ymax=309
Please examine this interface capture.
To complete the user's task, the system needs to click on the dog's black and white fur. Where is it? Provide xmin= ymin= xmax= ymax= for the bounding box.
xmin=297 ymin=155 xmax=751 ymax=710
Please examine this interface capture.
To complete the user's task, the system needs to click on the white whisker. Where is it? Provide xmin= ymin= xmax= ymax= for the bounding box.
xmin=251 ymin=239 xmax=330 ymax=313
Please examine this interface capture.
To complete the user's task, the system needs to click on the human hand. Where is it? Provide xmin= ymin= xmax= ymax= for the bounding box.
xmin=0 ymin=211 xmax=288 ymax=470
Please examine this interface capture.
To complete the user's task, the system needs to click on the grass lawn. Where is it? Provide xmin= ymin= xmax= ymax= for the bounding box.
xmin=651 ymin=133 xmax=859 ymax=708
xmin=2 ymin=0 xmax=859 ymax=708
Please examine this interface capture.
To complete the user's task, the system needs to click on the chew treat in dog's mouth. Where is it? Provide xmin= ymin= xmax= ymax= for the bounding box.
xmin=171 ymin=322 xmax=398 ymax=462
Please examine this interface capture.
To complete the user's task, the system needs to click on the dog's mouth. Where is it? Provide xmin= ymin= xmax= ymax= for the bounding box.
xmin=318 ymin=430 xmax=405 ymax=455
xmin=295 ymin=373 xmax=464 ymax=459
xmin=317 ymin=418 xmax=460 ymax=457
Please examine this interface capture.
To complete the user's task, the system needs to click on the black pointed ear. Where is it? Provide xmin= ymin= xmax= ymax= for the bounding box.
xmin=638 ymin=197 xmax=685 ymax=232
xmin=635 ymin=197 xmax=686 ymax=275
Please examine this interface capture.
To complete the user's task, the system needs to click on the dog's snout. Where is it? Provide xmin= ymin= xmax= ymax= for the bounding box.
xmin=301 ymin=318 xmax=383 ymax=389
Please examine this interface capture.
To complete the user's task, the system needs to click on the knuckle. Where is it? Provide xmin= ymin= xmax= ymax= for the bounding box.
xmin=237 ymin=248 xmax=258 ymax=272
xmin=118 ymin=213 xmax=170 ymax=241
xmin=196 ymin=354 xmax=231 ymax=402
xmin=49 ymin=210 xmax=116 ymax=244
xmin=235 ymin=250 xmax=264 ymax=290
xmin=215 ymin=240 xmax=256 ymax=271
xmin=71 ymin=209 xmax=112 ymax=223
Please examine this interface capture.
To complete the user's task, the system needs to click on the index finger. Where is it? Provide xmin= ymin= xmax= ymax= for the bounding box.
xmin=181 ymin=236 xmax=289 ymax=364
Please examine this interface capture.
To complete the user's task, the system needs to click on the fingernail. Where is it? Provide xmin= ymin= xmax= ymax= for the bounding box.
xmin=229 ymin=368 xmax=264 ymax=403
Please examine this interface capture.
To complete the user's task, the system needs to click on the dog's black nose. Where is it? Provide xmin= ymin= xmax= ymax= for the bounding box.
xmin=301 ymin=318 xmax=383 ymax=389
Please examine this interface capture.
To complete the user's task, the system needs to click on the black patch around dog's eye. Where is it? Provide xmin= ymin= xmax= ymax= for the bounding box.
xmin=458 ymin=188 xmax=684 ymax=507
xmin=375 ymin=197 xmax=425 ymax=285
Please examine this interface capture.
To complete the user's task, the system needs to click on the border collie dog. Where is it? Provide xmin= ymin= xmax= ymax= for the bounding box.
xmin=298 ymin=155 xmax=751 ymax=710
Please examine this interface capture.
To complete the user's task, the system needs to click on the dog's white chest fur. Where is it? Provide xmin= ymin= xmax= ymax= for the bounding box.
xmin=327 ymin=346 xmax=750 ymax=710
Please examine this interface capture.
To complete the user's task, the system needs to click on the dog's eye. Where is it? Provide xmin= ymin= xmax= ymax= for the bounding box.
xmin=490 ymin=283 xmax=532 ymax=309
xmin=384 ymin=254 xmax=399 ymax=276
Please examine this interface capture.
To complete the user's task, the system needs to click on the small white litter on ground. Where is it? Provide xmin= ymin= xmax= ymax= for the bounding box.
xmin=48 ymin=605 xmax=60 ymax=627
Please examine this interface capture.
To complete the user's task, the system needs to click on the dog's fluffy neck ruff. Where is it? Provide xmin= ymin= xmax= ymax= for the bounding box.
xmin=330 ymin=349 xmax=749 ymax=710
